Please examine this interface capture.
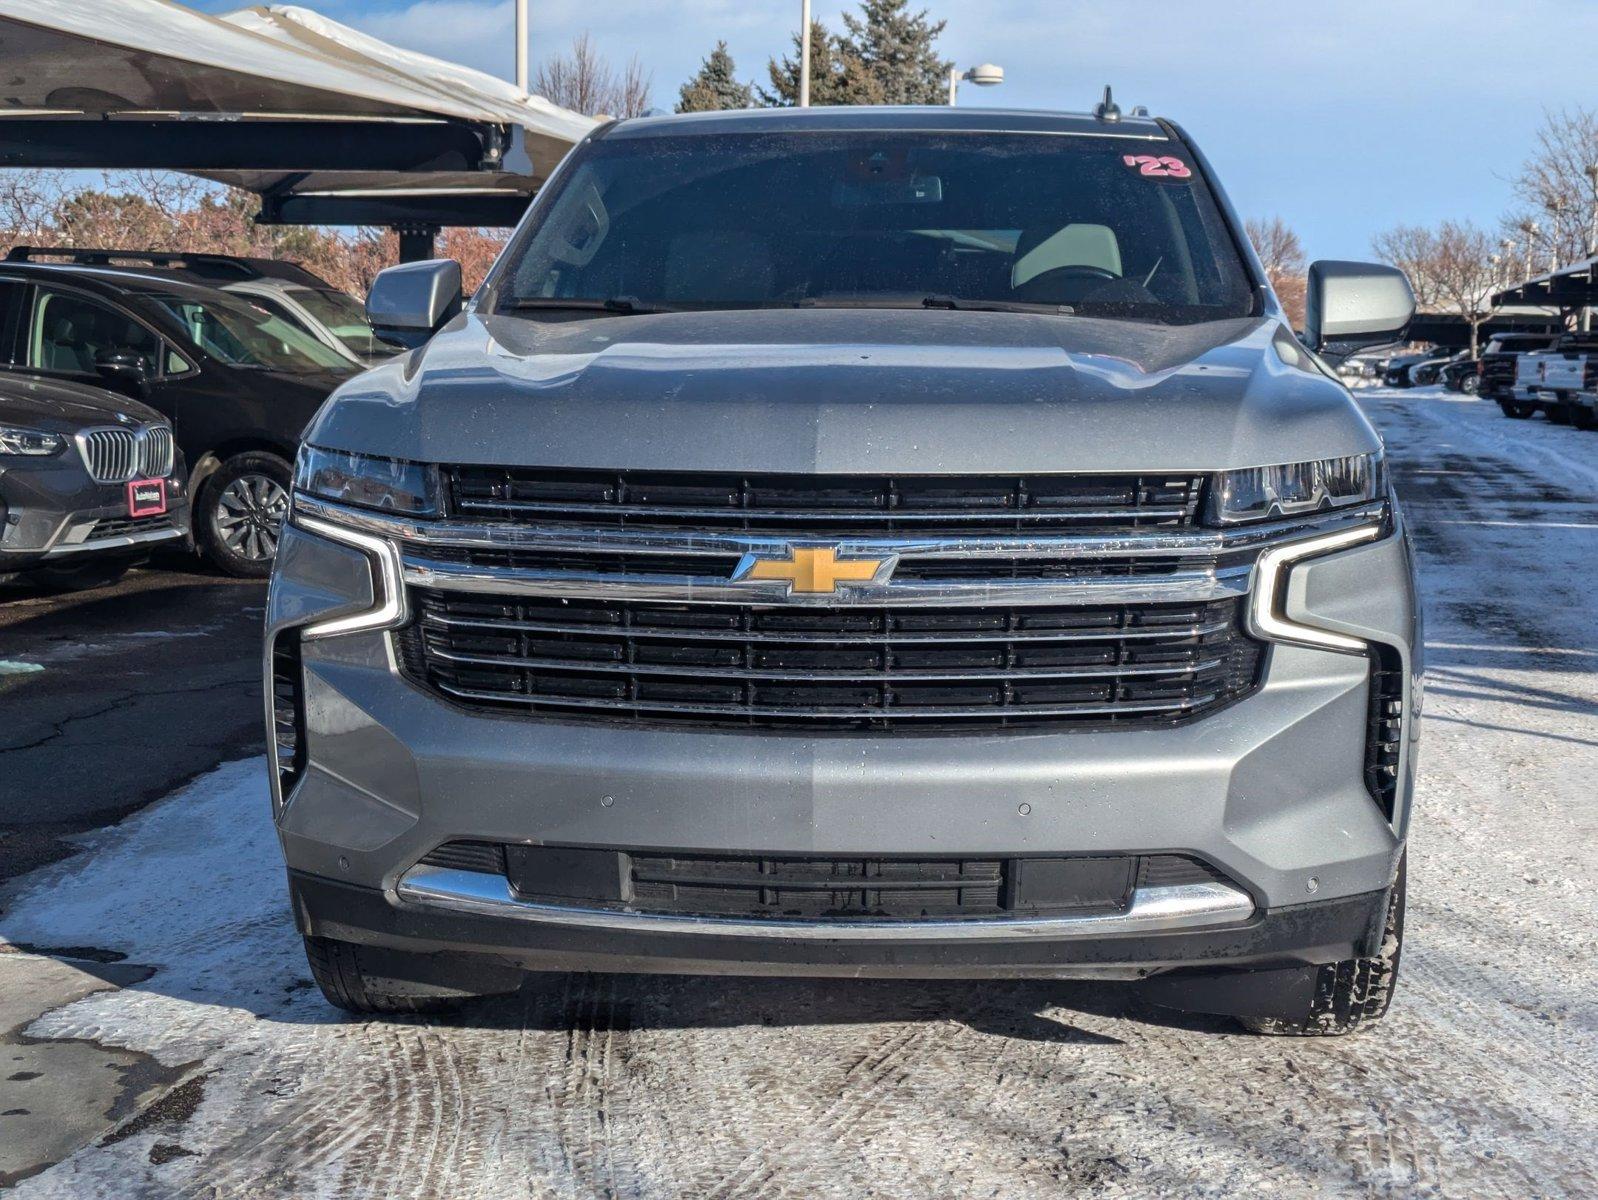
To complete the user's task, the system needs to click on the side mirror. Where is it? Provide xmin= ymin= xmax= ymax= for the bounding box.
xmin=94 ymin=349 xmax=149 ymax=397
xmin=366 ymin=259 xmax=463 ymax=350
xmin=1304 ymin=260 xmax=1415 ymax=364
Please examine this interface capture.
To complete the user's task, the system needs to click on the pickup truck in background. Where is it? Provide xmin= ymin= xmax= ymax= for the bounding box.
xmin=1512 ymin=334 xmax=1598 ymax=428
xmin=1478 ymin=332 xmax=1558 ymax=415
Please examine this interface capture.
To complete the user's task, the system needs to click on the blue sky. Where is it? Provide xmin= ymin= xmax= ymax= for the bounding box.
xmin=189 ymin=0 xmax=1598 ymax=261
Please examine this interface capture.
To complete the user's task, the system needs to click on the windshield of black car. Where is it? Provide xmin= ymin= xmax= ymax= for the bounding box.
xmin=499 ymin=130 xmax=1255 ymax=324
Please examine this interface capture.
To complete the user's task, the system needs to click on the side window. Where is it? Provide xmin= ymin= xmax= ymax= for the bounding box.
xmin=26 ymin=289 xmax=162 ymax=377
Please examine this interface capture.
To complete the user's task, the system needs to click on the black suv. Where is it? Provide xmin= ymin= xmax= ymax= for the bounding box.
xmin=0 ymin=262 xmax=357 ymax=575
xmin=1476 ymin=332 xmax=1557 ymax=409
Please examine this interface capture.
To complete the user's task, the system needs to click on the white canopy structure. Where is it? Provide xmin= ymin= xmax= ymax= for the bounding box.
xmin=0 ymin=0 xmax=598 ymax=252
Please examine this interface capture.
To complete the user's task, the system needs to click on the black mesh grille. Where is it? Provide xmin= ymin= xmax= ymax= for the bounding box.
xmin=271 ymin=634 xmax=306 ymax=798
xmin=396 ymin=591 xmax=1265 ymax=732
xmin=419 ymin=840 xmax=508 ymax=874
xmin=631 ymin=853 xmax=1008 ymax=918
xmin=1365 ymin=648 xmax=1405 ymax=820
xmin=88 ymin=515 xmax=176 ymax=541
xmin=413 ymin=843 xmax=1236 ymax=922
xmin=445 ymin=467 xmax=1206 ymax=535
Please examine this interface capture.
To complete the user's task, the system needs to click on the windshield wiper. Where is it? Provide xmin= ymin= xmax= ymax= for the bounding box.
xmin=794 ymin=294 xmax=1071 ymax=316
xmin=503 ymin=296 xmax=673 ymax=315
xmin=919 ymin=294 xmax=1074 ymax=315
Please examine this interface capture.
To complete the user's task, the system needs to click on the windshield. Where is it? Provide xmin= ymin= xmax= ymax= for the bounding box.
xmin=500 ymin=130 xmax=1255 ymax=323
xmin=151 ymin=293 xmax=352 ymax=373
xmin=289 ymin=287 xmax=400 ymax=359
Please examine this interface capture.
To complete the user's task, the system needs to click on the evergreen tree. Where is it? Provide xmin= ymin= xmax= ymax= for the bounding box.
xmin=677 ymin=41 xmax=754 ymax=113
xmin=759 ymin=20 xmax=884 ymax=107
xmin=840 ymin=0 xmax=953 ymax=106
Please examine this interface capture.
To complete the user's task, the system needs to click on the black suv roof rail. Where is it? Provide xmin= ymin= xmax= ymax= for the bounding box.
xmin=3 ymin=246 xmax=333 ymax=290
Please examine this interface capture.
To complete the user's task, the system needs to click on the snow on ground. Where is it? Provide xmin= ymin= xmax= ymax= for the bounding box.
xmin=1 ymin=387 xmax=1595 ymax=1199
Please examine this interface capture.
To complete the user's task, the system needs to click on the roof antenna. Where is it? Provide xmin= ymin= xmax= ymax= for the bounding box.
xmin=1094 ymin=85 xmax=1121 ymax=123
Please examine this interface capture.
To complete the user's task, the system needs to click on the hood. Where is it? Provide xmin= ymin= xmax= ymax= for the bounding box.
xmin=0 ymin=371 xmax=167 ymax=434
xmin=304 ymin=308 xmax=1380 ymax=474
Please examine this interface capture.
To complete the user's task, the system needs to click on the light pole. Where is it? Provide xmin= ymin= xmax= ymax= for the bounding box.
xmin=799 ymin=0 xmax=812 ymax=108
xmin=1586 ymin=163 xmax=1598 ymax=257
xmin=948 ymin=63 xmax=1004 ymax=106
xmin=515 ymin=0 xmax=528 ymax=92
xmin=1519 ymin=219 xmax=1539 ymax=280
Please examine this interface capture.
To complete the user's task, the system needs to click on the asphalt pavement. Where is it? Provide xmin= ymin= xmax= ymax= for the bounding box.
xmin=0 ymin=554 xmax=265 ymax=882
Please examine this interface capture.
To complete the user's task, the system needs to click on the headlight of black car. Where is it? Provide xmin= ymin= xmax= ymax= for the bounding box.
xmin=1207 ymin=452 xmax=1387 ymax=525
xmin=293 ymin=445 xmax=440 ymax=516
xmin=0 ymin=425 xmax=66 ymax=457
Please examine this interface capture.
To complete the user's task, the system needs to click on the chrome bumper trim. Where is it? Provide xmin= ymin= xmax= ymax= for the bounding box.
xmin=395 ymin=866 xmax=1257 ymax=941
xmin=40 ymin=524 xmax=184 ymax=557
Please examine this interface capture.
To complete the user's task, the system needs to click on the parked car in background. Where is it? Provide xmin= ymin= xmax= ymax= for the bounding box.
xmin=270 ymin=106 xmax=1421 ymax=1037
xmin=0 ymin=261 xmax=357 ymax=575
xmin=1477 ymin=332 xmax=1559 ymax=415
xmin=1410 ymin=350 xmax=1466 ymax=387
xmin=1 ymin=372 xmax=188 ymax=590
xmin=1439 ymin=355 xmax=1481 ymax=394
xmin=1513 ymin=332 xmax=1598 ymax=428
xmin=1381 ymin=348 xmax=1450 ymax=388
xmin=4 ymin=248 xmax=402 ymax=371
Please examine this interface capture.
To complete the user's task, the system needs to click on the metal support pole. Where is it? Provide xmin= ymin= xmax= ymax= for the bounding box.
xmin=397 ymin=225 xmax=439 ymax=264
xmin=515 ymin=0 xmax=529 ymax=92
xmin=949 ymin=66 xmax=960 ymax=106
xmin=799 ymin=0 xmax=812 ymax=107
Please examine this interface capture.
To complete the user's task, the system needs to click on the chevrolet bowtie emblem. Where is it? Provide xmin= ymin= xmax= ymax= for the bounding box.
xmin=734 ymin=546 xmax=894 ymax=595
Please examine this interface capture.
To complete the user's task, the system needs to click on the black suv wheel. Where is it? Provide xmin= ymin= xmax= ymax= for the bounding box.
xmin=197 ymin=452 xmax=291 ymax=577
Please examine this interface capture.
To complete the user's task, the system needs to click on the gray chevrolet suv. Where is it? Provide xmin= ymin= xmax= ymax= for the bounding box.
xmin=267 ymin=107 xmax=1422 ymax=1035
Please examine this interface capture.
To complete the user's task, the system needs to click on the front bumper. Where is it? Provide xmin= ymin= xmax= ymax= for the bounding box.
xmin=290 ymin=869 xmax=1388 ymax=980
xmin=266 ymin=507 xmax=1420 ymax=979
xmin=0 ymin=454 xmax=188 ymax=571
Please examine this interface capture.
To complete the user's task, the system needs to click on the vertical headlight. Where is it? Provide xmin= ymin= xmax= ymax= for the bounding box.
xmin=1209 ymin=452 xmax=1386 ymax=525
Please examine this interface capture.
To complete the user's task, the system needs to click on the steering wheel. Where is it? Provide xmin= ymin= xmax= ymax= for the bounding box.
xmin=1017 ymin=264 xmax=1120 ymax=291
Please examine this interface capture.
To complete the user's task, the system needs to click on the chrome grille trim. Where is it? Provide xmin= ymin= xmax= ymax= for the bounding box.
xmin=429 ymin=682 xmax=1224 ymax=722
xmin=400 ymin=557 xmax=1253 ymax=607
xmin=294 ymin=495 xmax=1386 ymax=563
xmin=75 ymin=424 xmax=175 ymax=484
xmin=416 ymin=609 xmax=1238 ymax=644
xmin=420 ymin=644 xmax=1226 ymax=683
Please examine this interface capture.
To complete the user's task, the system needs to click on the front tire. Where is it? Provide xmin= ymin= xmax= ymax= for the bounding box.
xmin=197 ymin=452 xmax=291 ymax=578
xmin=1239 ymin=856 xmax=1405 ymax=1037
xmin=303 ymin=936 xmax=523 ymax=1017
xmin=1460 ymin=373 xmax=1480 ymax=395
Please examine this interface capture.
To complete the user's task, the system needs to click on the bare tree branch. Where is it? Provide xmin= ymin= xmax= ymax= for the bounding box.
xmin=1245 ymin=215 xmax=1307 ymax=328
